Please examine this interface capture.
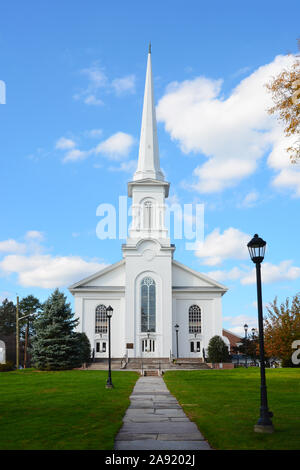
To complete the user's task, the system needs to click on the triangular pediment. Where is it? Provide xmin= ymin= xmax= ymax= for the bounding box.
xmin=68 ymin=259 xmax=125 ymax=290
xmin=172 ymin=260 xmax=227 ymax=292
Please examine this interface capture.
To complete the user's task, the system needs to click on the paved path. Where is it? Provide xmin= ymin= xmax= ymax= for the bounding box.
xmin=114 ymin=376 xmax=211 ymax=450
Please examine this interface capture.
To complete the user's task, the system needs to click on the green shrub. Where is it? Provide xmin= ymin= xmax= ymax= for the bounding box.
xmin=0 ymin=361 xmax=14 ymax=372
xmin=208 ymin=335 xmax=230 ymax=363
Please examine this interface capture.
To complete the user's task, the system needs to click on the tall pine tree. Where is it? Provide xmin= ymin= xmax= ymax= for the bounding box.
xmin=31 ymin=289 xmax=81 ymax=370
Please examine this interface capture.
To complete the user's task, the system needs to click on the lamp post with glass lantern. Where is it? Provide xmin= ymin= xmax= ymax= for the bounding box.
xmin=247 ymin=234 xmax=274 ymax=433
xmin=105 ymin=305 xmax=113 ymax=389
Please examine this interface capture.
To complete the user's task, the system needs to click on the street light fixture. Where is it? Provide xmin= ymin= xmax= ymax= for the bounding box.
xmin=174 ymin=324 xmax=179 ymax=358
xmin=105 ymin=305 xmax=113 ymax=389
xmin=247 ymin=234 xmax=274 ymax=433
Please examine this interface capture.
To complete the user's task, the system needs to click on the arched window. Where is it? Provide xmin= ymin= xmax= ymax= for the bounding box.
xmin=95 ymin=304 xmax=107 ymax=334
xmin=143 ymin=200 xmax=153 ymax=229
xmin=141 ymin=277 xmax=156 ymax=332
xmin=189 ymin=305 xmax=201 ymax=334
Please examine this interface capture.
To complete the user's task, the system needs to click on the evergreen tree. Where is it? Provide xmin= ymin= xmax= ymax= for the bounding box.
xmin=31 ymin=289 xmax=81 ymax=370
xmin=19 ymin=295 xmax=42 ymax=367
xmin=0 ymin=299 xmax=16 ymax=337
xmin=73 ymin=332 xmax=92 ymax=365
xmin=0 ymin=299 xmax=17 ymax=364
xmin=208 ymin=335 xmax=230 ymax=363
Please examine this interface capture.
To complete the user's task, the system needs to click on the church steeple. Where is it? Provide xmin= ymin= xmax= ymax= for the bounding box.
xmin=133 ymin=45 xmax=164 ymax=182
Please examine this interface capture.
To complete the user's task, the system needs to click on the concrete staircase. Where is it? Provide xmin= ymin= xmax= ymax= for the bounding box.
xmin=128 ymin=357 xmax=211 ymax=373
xmin=83 ymin=357 xmax=211 ymax=372
xmin=85 ymin=358 xmax=126 ymax=370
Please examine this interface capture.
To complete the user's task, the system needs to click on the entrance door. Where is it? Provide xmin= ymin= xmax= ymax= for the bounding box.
xmin=190 ymin=340 xmax=201 ymax=357
xmin=95 ymin=340 xmax=107 ymax=358
xmin=141 ymin=338 xmax=155 ymax=357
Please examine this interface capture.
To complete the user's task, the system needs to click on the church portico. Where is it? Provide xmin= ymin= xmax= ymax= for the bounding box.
xmin=69 ymin=46 xmax=227 ymax=361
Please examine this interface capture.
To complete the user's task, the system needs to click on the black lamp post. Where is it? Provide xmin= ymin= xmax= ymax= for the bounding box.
xmin=244 ymin=323 xmax=248 ymax=368
xmin=174 ymin=324 xmax=179 ymax=358
xmin=247 ymin=234 xmax=274 ymax=433
xmin=105 ymin=305 xmax=113 ymax=389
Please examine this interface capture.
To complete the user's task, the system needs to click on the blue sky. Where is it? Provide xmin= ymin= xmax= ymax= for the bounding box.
xmin=0 ymin=0 xmax=299 ymax=335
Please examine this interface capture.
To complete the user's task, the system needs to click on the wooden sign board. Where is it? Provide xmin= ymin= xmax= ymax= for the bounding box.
xmin=126 ymin=343 xmax=134 ymax=349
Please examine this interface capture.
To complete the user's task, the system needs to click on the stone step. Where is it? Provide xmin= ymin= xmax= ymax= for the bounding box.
xmin=143 ymin=370 xmax=159 ymax=377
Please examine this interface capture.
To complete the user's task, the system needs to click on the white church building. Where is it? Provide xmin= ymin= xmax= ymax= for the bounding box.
xmin=69 ymin=48 xmax=228 ymax=360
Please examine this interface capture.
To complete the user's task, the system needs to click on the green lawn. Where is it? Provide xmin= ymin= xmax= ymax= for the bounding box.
xmin=164 ymin=368 xmax=300 ymax=450
xmin=0 ymin=369 xmax=139 ymax=450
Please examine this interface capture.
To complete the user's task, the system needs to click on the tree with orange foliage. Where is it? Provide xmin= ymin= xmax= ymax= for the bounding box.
xmin=264 ymin=293 xmax=300 ymax=367
xmin=266 ymin=41 xmax=300 ymax=163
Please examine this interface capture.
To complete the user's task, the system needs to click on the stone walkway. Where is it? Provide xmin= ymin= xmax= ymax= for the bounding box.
xmin=114 ymin=376 xmax=211 ymax=450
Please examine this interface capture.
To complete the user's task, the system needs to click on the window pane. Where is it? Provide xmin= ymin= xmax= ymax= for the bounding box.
xmin=141 ymin=278 xmax=156 ymax=333
xmin=95 ymin=304 xmax=107 ymax=334
xmin=189 ymin=305 xmax=201 ymax=334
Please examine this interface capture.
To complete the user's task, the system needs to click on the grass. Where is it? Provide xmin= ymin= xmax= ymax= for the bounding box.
xmin=164 ymin=368 xmax=300 ymax=450
xmin=0 ymin=369 xmax=139 ymax=450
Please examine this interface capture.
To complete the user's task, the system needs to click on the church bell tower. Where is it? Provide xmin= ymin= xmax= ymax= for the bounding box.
xmin=122 ymin=45 xmax=174 ymax=358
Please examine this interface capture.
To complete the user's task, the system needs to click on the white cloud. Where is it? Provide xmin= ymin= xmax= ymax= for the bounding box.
xmin=81 ymin=65 xmax=107 ymax=88
xmin=55 ymin=137 xmax=76 ymax=150
xmin=85 ymin=129 xmax=103 ymax=138
xmin=241 ymin=260 xmax=300 ymax=285
xmin=96 ymin=132 xmax=135 ymax=160
xmin=206 ymin=266 xmax=244 ymax=282
xmin=157 ymin=54 xmax=300 ymax=195
xmin=0 ymin=239 xmax=26 ymax=254
xmin=55 ymin=130 xmax=135 ymax=164
xmin=25 ymin=230 xmax=44 ymax=241
xmin=0 ymin=254 xmax=106 ymax=288
xmin=75 ymin=64 xmax=136 ymax=105
xmin=112 ymin=75 xmax=136 ymax=95
xmin=238 ymin=190 xmax=259 ymax=208
xmin=207 ymin=260 xmax=300 ymax=285
xmin=73 ymin=64 xmax=107 ymax=106
xmin=195 ymin=227 xmax=250 ymax=266
xmin=108 ymin=159 xmax=137 ymax=173
xmin=0 ymin=233 xmax=107 ymax=288
xmin=84 ymin=95 xmax=104 ymax=106
xmin=63 ymin=148 xmax=91 ymax=163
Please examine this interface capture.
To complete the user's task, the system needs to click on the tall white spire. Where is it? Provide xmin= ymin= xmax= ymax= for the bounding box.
xmin=133 ymin=44 xmax=164 ymax=181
